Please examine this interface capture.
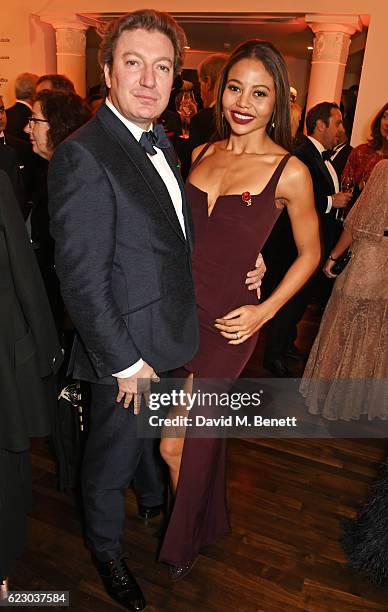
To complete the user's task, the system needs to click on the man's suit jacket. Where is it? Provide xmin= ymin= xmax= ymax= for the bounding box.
xmin=0 ymin=143 xmax=28 ymax=217
xmin=5 ymin=132 xmax=41 ymax=209
xmin=5 ymin=102 xmax=30 ymax=141
xmin=0 ymin=171 xmax=62 ymax=452
xmin=48 ymin=104 xmax=199 ymax=384
xmin=330 ymin=143 xmax=353 ymax=182
xmin=189 ymin=107 xmax=217 ymax=150
xmin=294 ymin=138 xmax=340 ymax=255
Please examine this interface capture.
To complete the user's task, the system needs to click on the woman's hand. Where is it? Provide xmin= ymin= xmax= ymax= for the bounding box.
xmin=245 ymin=253 xmax=266 ymax=297
xmin=323 ymin=258 xmax=337 ymax=278
xmin=214 ymin=303 xmax=272 ymax=345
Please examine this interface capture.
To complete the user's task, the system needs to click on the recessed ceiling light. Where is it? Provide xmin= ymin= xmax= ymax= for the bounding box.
xmin=307 ymin=46 xmax=313 ymax=50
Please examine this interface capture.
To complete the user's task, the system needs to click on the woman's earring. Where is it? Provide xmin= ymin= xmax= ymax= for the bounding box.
xmin=270 ymin=109 xmax=276 ymax=130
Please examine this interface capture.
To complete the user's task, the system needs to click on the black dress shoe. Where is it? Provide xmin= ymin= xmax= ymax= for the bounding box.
xmin=263 ymin=358 xmax=292 ymax=378
xmin=138 ymin=503 xmax=163 ymax=524
xmin=168 ymin=557 xmax=198 ymax=582
xmin=94 ymin=554 xmax=146 ymax=611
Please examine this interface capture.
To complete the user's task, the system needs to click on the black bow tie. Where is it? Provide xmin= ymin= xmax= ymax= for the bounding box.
xmin=322 ymin=150 xmax=333 ymax=161
xmin=139 ymin=123 xmax=170 ymax=155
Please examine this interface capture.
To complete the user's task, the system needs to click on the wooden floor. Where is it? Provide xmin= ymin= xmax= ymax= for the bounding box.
xmin=12 ymin=309 xmax=388 ymax=611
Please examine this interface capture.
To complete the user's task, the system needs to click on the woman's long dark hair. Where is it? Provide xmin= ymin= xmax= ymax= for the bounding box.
xmin=215 ymin=39 xmax=292 ymax=151
xmin=368 ymin=102 xmax=388 ymax=151
xmin=37 ymin=90 xmax=92 ymax=150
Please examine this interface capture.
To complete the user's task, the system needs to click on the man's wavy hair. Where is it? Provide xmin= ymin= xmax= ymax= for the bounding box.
xmin=99 ymin=10 xmax=187 ymax=96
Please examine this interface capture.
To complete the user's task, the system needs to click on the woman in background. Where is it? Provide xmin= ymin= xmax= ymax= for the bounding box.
xmin=25 ymin=89 xmax=91 ymax=333
xmin=342 ymin=102 xmax=388 ymax=190
xmin=300 ymin=160 xmax=388 ymax=419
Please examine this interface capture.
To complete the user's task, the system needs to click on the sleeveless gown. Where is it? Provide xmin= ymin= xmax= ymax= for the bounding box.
xmin=159 ymin=152 xmax=292 ymax=566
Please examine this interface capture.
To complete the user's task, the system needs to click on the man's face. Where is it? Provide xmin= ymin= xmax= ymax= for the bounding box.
xmin=200 ymin=78 xmax=211 ymax=108
xmin=321 ymin=107 xmax=344 ymax=149
xmin=104 ymin=28 xmax=175 ymax=129
xmin=0 ymin=97 xmax=7 ymax=132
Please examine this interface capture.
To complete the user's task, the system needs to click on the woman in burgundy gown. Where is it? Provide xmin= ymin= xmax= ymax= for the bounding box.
xmin=159 ymin=40 xmax=320 ymax=578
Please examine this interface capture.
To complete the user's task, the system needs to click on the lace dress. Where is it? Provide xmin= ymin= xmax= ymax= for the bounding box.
xmin=300 ymin=161 xmax=388 ymax=420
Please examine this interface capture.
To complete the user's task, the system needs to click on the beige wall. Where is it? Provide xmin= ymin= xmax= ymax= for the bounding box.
xmin=1 ymin=0 xmax=386 ymax=144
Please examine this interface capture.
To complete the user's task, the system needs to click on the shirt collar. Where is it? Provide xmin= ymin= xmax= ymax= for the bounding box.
xmin=307 ymin=135 xmax=327 ymax=155
xmin=105 ymin=98 xmax=153 ymax=142
xmin=16 ymin=99 xmax=32 ymax=110
xmin=333 ymin=142 xmax=347 ymax=152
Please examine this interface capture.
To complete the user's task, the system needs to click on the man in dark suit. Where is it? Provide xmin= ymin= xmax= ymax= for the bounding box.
xmin=0 ymin=97 xmax=29 ymax=217
xmin=295 ymin=102 xmax=352 ymax=256
xmin=263 ymin=102 xmax=352 ymax=376
xmin=329 ymin=131 xmax=353 ymax=182
xmin=189 ymin=53 xmax=228 ymax=150
xmin=48 ymin=11 xmax=199 ymax=611
xmin=0 ymin=171 xmax=62 ymax=594
xmin=5 ymin=72 xmax=38 ymax=142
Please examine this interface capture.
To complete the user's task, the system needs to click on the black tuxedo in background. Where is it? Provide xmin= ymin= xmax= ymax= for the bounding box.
xmin=48 ymin=104 xmax=199 ymax=561
xmin=294 ymin=137 xmax=341 ymax=257
xmin=0 ymin=142 xmax=28 ymax=217
xmin=0 ymin=171 xmax=62 ymax=452
xmin=5 ymin=102 xmax=30 ymax=142
xmin=5 ymin=132 xmax=42 ymax=214
xmin=330 ymin=142 xmax=353 ymax=182
xmin=189 ymin=107 xmax=217 ymax=150
xmin=0 ymin=171 xmax=62 ymax=578
xmin=263 ymin=139 xmax=342 ymax=368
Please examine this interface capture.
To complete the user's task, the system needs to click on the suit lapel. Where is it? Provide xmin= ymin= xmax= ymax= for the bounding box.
xmin=97 ymin=105 xmax=188 ymax=248
xmin=162 ymin=144 xmax=194 ymax=253
xmin=306 ymin=139 xmax=335 ymax=191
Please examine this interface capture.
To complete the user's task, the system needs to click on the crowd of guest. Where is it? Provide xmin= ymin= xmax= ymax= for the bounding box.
xmin=0 ymin=10 xmax=387 ymax=608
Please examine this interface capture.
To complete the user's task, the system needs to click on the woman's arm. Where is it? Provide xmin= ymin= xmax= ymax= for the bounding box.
xmin=215 ymin=158 xmax=321 ymax=343
xmin=323 ymin=228 xmax=353 ymax=278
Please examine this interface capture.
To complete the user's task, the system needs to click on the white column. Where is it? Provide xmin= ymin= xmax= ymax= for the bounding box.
xmin=41 ymin=17 xmax=88 ymax=97
xmin=305 ymin=14 xmax=362 ymax=113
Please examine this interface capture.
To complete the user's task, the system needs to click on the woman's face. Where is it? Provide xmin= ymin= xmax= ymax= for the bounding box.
xmin=380 ymin=109 xmax=388 ymax=140
xmin=24 ymin=101 xmax=52 ymax=159
xmin=222 ymin=58 xmax=276 ymax=136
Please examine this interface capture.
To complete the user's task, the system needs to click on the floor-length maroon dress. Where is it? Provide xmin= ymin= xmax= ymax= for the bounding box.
xmin=159 ymin=151 xmax=292 ymax=566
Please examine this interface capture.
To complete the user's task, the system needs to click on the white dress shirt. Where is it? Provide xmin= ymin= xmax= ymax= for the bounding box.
xmin=307 ymin=136 xmax=339 ymax=213
xmin=105 ymin=99 xmax=186 ymax=378
xmin=15 ymin=99 xmax=32 ymax=110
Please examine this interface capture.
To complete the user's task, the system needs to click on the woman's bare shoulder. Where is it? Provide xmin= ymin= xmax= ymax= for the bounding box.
xmin=191 ymin=140 xmax=226 ymax=164
xmin=284 ymin=154 xmax=311 ymax=182
xmin=277 ymin=155 xmax=313 ymax=203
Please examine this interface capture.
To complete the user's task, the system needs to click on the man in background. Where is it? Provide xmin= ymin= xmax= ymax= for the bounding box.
xmin=5 ymin=72 xmax=38 ymax=141
xmin=0 ymin=95 xmax=29 ymax=217
xmin=263 ymin=102 xmax=352 ymax=377
xmin=189 ymin=53 xmax=228 ymax=149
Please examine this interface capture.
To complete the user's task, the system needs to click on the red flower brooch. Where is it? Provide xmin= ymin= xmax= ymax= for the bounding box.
xmin=241 ymin=191 xmax=252 ymax=207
